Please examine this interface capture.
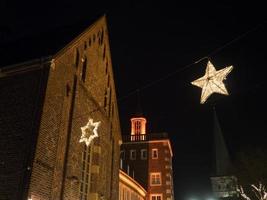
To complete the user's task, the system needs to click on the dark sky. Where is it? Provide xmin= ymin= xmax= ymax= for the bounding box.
xmin=1 ymin=1 xmax=267 ymax=199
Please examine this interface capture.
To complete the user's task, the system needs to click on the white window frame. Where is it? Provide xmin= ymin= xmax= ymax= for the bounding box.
xmin=130 ymin=149 xmax=136 ymax=160
xmin=150 ymin=194 xmax=163 ymax=200
xmin=152 ymin=148 xmax=158 ymax=159
xmin=141 ymin=149 xmax=147 ymax=160
xmin=150 ymin=172 xmax=162 ymax=186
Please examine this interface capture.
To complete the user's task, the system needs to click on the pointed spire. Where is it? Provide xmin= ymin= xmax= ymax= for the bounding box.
xmin=134 ymin=89 xmax=143 ymax=117
xmin=213 ymin=107 xmax=231 ymax=176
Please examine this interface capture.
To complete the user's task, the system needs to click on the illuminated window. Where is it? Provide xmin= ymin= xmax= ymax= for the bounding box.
xmin=152 ymin=149 xmax=158 ymax=159
xmin=150 ymin=173 xmax=161 ymax=185
xmin=151 ymin=194 xmax=162 ymax=200
xmin=141 ymin=149 xmax=147 ymax=160
xmin=130 ymin=150 xmax=136 ymax=160
xmin=80 ymin=145 xmax=92 ymax=199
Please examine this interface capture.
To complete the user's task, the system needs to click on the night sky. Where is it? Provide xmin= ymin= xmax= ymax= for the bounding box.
xmin=1 ymin=1 xmax=267 ymax=199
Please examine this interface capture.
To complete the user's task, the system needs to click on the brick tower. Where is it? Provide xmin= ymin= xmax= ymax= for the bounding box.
xmin=121 ymin=113 xmax=175 ymax=200
xmin=0 ymin=15 xmax=121 ymax=200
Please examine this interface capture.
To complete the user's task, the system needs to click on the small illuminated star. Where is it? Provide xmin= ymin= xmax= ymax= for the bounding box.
xmin=191 ymin=61 xmax=233 ymax=104
xmin=80 ymin=118 xmax=101 ymax=146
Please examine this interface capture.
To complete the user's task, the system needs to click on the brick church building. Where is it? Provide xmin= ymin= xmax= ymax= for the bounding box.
xmin=120 ymin=113 xmax=175 ymax=200
xmin=0 ymin=15 xmax=121 ymax=200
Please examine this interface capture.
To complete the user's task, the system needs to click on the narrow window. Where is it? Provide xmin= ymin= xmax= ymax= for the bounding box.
xmin=66 ymin=82 xmax=71 ymax=97
xmin=81 ymin=57 xmax=87 ymax=82
xmin=93 ymin=34 xmax=96 ymax=42
xmin=89 ymin=38 xmax=92 ymax=46
xmin=120 ymin=150 xmax=125 ymax=160
xmin=75 ymin=49 xmax=80 ymax=68
xmin=130 ymin=150 xmax=136 ymax=160
xmin=141 ymin=149 xmax=147 ymax=160
xmin=103 ymin=44 xmax=106 ymax=60
xmin=105 ymin=60 xmax=108 ymax=74
xmin=135 ymin=121 xmax=141 ymax=134
xmin=107 ymin=74 xmax=110 ymax=87
xmin=152 ymin=149 xmax=158 ymax=159
xmin=100 ymin=29 xmax=104 ymax=45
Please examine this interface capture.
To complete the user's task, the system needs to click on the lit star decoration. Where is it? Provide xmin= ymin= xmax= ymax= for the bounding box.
xmin=80 ymin=118 xmax=101 ymax=146
xmin=191 ymin=61 xmax=233 ymax=104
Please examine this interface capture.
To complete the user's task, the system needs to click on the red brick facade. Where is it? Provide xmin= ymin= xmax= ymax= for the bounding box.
xmin=121 ymin=117 xmax=175 ymax=200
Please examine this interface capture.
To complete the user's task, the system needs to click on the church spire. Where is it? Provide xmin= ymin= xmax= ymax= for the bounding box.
xmin=134 ymin=89 xmax=143 ymax=117
xmin=210 ymin=107 xmax=238 ymax=199
xmin=213 ymin=107 xmax=231 ymax=176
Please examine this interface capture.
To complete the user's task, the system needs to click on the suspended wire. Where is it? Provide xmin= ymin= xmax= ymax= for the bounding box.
xmin=207 ymin=21 xmax=267 ymax=58
xmin=61 ymin=19 xmax=267 ymax=120
xmin=1 ymin=20 xmax=266 ymax=133
xmin=1 ymin=20 xmax=267 ymax=176
xmin=118 ymin=20 xmax=267 ymax=101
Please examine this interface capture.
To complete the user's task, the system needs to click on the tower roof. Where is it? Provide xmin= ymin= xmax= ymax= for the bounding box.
xmin=132 ymin=89 xmax=144 ymax=117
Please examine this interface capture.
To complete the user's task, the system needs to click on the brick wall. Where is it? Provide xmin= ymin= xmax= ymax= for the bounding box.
xmin=121 ymin=138 xmax=175 ymax=200
xmin=121 ymin=142 xmax=149 ymax=189
xmin=28 ymin=15 xmax=121 ymax=200
xmin=0 ymin=62 xmax=49 ymax=200
xmin=147 ymin=140 xmax=174 ymax=200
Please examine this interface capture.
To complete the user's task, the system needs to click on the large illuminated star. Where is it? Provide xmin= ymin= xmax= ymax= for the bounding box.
xmin=191 ymin=61 xmax=233 ymax=104
xmin=80 ymin=118 xmax=101 ymax=146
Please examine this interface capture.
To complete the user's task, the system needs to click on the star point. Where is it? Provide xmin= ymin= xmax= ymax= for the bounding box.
xmin=79 ymin=118 xmax=101 ymax=146
xmin=191 ymin=61 xmax=233 ymax=104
